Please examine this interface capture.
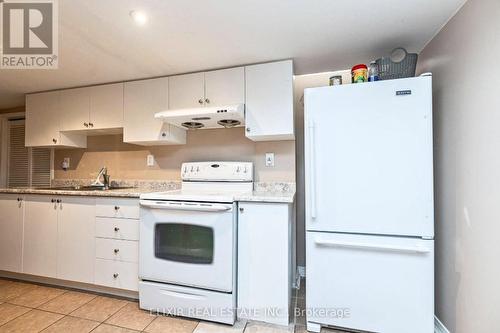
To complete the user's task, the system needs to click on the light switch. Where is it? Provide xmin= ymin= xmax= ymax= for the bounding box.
xmin=265 ymin=153 xmax=275 ymax=167
xmin=147 ymin=155 xmax=155 ymax=167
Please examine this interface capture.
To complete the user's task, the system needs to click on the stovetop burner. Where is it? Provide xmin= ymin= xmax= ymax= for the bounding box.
xmin=217 ymin=119 xmax=241 ymax=128
xmin=182 ymin=121 xmax=204 ymax=129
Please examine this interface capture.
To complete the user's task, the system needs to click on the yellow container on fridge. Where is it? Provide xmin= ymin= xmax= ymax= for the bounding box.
xmin=351 ymin=64 xmax=368 ymax=83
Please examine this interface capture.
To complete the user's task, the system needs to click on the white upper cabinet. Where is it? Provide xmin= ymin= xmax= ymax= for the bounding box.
xmin=25 ymin=61 xmax=292 ymax=145
xmin=245 ymin=60 xmax=294 ymax=141
xmin=124 ymin=78 xmax=186 ymax=145
xmin=60 ymin=87 xmax=90 ymax=131
xmin=169 ymin=67 xmax=245 ymax=109
xmin=89 ymin=83 xmax=124 ymax=130
xmin=57 ymin=83 xmax=123 ymax=133
xmin=169 ymin=72 xmax=205 ymax=109
xmin=0 ymin=195 xmax=24 ymax=273
xmin=204 ymin=67 xmax=245 ymax=106
xmin=26 ymin=91 xmax=87 ymax=148
xmin=25 ymin=91 xmax=61 ymax=147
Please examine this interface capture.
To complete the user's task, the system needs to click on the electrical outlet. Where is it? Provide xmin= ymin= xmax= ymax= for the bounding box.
xmin=147 ymin=155 xmax=155 ymax=167
xmin=62 ymin=157 xmax=70 ymax=170
xmin=265 ymin=153 xmax=275 ymax=167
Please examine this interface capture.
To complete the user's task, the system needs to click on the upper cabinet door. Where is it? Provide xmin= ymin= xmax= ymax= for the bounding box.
xmin=204 ymin=67 xmax=245 ymax=106
xmin=59 ymin=87 xmax=90 ymax=131
xmin=89 ymin=83 xmax=124 ymax=130
xmin=25 ymin=91 xmax=61 ymax=147
xmin=169 ymin=72 xmax=205 ymax=109
xmin=124 ymin=77 xmax=186 ymax=145
xmin=245 ymin=60 xmax=294 ymax=141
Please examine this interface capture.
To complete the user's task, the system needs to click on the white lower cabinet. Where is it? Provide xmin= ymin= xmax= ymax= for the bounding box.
xmin=95 ymin=217 xmax=139 ymax=240
xmin=23 ymin=196 xmax=58 ymax=278
xmin=94 ymin=198 xmax=140 ymax=291
xmin=95 ymin=259 xmax=138 ymax=291
xmin=57 ymin=197 xmax=96 ymax=283
xmin=1 ymin=194 xmax=139 ymax=294
xmin=95 ymin=239 xmax=138 ymax=263
xmin=237 ymin=202 xmax=294 ymax=326
xmin=0 ymin=195 xmax=24 ymax=272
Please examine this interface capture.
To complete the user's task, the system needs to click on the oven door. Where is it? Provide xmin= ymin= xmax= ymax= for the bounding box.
xmin=139 ymin=200 xmax=235 ymax=292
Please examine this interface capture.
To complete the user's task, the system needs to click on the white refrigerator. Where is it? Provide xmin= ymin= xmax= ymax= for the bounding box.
xmin=304 ymin=76 xmax=434 ymax=333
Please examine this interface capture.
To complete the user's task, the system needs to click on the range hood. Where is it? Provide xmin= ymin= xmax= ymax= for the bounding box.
xmin=155 ymin=104 xmax=245 ymax=130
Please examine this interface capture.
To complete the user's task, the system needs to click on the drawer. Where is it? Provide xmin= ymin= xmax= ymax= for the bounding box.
xmin=95 ymin=198 xmax=140 ymax=219
xmin=95 ymin=217 xmax=139 ymax=240
xmin=96 ymin=238 xmax=138 ymax=263
xmin=94 ymin=258 xmax=138 ymax=291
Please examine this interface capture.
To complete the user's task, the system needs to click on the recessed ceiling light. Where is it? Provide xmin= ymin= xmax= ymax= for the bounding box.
xmin=130 ymin=10 xmax=148 ymax=25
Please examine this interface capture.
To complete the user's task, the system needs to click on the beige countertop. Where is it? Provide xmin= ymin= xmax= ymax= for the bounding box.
xmin=0 ymin=188 xmax=296 ymax=203
xmin=0 ymin=187 xmax=148 ymax=198
xmin=234 ymin=191 xmax=295 ymax=203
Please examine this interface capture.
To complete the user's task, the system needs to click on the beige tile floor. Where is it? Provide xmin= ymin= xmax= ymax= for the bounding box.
xmin=0 ymin=278 xmax=348 ymax=333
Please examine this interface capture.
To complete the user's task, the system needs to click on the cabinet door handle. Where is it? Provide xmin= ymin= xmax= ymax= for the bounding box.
xmin=52 ymin=138 xmax=57 ymax=144
xmin=56 ymin=199 xmax=61 ymax=203
xmin=89 ymin=123 xmax=94 ymax=127
xmin=84 ymin=123 xmax=89 ymax=127
xmin=205 ymin=98 xmax=210 ymax=104
xmin=198 ymin=99 xmax=204 ymax=104
xmin=239 ymin=207 xmax=244 ymax=213
xmin=114 ymin=249 xmax=119 ymax=254
xmin=114 ymin=227 xmax=120 ymax=232
xmin=113 ymin=273 xmax=119 ymax=279
xmin=246 ymin=127 xmax=251 ymax=132
xmin=114 ymin=206 xmax=120 ymax=211
xmin=51 ymin=199 xmax=55 ymax=203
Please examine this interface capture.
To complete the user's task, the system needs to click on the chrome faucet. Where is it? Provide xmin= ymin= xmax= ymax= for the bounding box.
xmin=92 ymin=166 xmax=109 ymax=188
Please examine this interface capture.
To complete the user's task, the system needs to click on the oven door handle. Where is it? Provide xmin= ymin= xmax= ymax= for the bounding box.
xmin=140 ymin=200 xmax=232 ymax=212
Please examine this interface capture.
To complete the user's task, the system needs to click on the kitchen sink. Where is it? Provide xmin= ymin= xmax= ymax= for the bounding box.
xmin=35 ymin=186 xmax=135 ymax=191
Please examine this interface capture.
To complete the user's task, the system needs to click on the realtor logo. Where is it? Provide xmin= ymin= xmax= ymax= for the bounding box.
xmin=0 ymin=0 xmax=58 ymax=69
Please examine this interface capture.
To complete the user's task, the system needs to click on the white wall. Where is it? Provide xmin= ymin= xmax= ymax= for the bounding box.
xmin=417 ymin=0 xmax=500 ymax=331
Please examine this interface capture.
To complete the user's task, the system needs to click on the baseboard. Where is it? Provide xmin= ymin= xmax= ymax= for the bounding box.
xmin=435 ymin=316 xmax=450 ymax=333
xmin=0 ymin=270 xmax=138 ymax=300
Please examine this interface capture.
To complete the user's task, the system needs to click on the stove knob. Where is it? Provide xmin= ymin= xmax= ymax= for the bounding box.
xmin=190 ymin=166 xmax=194 ymax=172
xmin=236 ymin=166 xmax=241 ymax=172
xmin=244 ymin=167 xmax=248 ymax=173
xmin=196 ymin=167 xmax=200 ymax=172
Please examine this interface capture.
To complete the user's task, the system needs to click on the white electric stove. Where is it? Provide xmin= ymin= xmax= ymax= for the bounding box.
xmin=138 ymin=161 xmax=253 ymax=325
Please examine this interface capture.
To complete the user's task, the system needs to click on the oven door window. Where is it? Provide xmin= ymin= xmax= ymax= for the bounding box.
xmin=155 ymin=223 xmax=214 ymax=264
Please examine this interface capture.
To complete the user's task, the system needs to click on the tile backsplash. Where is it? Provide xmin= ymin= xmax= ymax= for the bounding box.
xmin=54 ymin=127 xmax=296 ymax=183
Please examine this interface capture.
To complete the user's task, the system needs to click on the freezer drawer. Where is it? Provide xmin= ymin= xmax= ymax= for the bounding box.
xmin=306 ymin=231 xmax=434 ymax=333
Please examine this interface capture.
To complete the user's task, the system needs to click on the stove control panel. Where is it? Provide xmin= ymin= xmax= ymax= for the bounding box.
xmin=181 ymin=162 xmax=253 ymax=182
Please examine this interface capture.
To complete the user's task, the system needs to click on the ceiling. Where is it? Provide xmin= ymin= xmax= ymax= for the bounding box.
xmin=0 ymin=0 xmax=465 ymax=109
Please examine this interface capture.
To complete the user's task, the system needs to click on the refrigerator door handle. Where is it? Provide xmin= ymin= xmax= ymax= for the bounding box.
xmin=308 ymin=120 xmax=317 ymax=219
xmin=314 ymin=238 xmax=431 ymax=254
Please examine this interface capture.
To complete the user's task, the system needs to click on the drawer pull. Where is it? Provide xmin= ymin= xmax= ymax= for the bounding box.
xmin=114 ymin=206 xmax=120 ymax=211
xmin=114 ymin=248 xmax=119 ymax=254
xmin=113 ymin=273 xmax=119 ymax=279
xmin=114 ymin=227 xmax=120 ymax=232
